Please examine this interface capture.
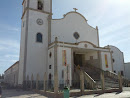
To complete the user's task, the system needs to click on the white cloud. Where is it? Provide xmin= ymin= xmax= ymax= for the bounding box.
xmin=0 ymin=24 xmax=20 ymax=33
xmin=0 ymin=39 xmax=20 ymax=50
xmin=112 ymin=38 xmax=130 ymax=45
xmin=5 ymin=54 xmax=19 ymax=58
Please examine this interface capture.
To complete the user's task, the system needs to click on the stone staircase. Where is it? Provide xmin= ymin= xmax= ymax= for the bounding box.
xmin=81 ymin=65 xmax=119 ymax=89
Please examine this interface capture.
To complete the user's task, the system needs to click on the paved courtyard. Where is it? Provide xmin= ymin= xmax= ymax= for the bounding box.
xmin=1 ymin=89 xmax=47 ymax=98
xmin=1 ymin=87 xmax=130 ymax=98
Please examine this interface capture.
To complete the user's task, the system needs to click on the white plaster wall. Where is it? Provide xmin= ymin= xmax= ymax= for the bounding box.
xmin=29 ymin=0 xmax=37 ymax=9
xmin=124 ymin=63 xmax=130 ymax=80
xmin=57 ymin=47 xmax=72 ymax=86
xmin=25 ymin=10 xmax=49 ymax=81
xmin=101 ymin=52 xmax=112 ymax=71
xmin=108 ymin=46 xmax=125 ymax=74
xmin=85 ymin=51 xmax=98 ymax=60
xmin=48 ymin=47 xmax=54 ymax=80
xmin=18 ymin=13 xmax=27 ymax=84
xmin=51 ymin=12 xmax=98 ymax=46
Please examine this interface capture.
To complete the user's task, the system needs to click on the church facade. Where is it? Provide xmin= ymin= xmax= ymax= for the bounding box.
xmin=17 ymin=0 xmax=115 ymax=87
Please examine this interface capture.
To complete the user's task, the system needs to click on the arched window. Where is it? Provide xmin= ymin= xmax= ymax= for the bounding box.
xmin=36 ymin=33 xmax=42 ymax=42
xmin=38 ymin=0 xmax=43 ymax=10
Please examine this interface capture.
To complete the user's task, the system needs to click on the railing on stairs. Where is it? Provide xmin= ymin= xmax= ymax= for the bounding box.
xmin=104 ymin=70 xmax=130 ymax=87
xmin=104 ymin=71 xmax=118 ymax=80
xmin=83 ymin=71 xmax=96 ymax=89
xmin=74 ymin=64 xmax=96 ymax=89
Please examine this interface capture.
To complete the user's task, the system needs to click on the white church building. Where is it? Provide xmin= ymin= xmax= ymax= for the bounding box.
xmin=4 ymin=0 xmax=127 ymax=89
xmin=17 ymin=0 xmax=114 ymax=86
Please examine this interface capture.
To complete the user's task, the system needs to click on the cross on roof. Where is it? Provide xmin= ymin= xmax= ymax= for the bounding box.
xmin=73 ymin=8 xmax=78 ymax=12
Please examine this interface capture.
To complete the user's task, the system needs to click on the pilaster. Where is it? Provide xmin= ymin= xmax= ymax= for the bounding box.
xmin=100 ymin=71 xmax=105 ymax=91
xmin=80 ymin=70 xmax=84 ymax=94
xmin=118 ymin=72 xmax=122 ymax=91
xmin=54 ymin=37 xmax=58 ymax=93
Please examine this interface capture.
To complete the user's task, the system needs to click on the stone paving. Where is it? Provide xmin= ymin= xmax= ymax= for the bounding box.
xmin=72 ymin=87 xmax=130 ymax=98
xmin=1 ymin=87 xmax=130 ymax=98
xmin=1 ymin=89 xmax=47 ymax=98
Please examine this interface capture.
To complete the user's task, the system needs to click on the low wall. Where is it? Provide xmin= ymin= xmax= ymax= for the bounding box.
xmin=32 ymin=88 xmax=122 ymax=98
xmin=70 ymin=88 xmax=122 ymax=97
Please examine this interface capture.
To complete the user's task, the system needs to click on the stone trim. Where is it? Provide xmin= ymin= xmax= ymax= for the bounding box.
xmin=22 ymin=0 xmax=26 ymax=5
xmin=23 ymin=0 xmax=30 ymax=82
xmin=48 ymin=0 xmax=52 ymax=44
xmin=71 ymin=48 xmax=74 ymax=80
xmin=107 ymin=45 xmax=123 ymax=53
xmin=21 ymin=8 xmax=52 ymax=19
xmin=52 ymin=11 xmax=97 ymax=30
xmin=49 ymin=41 xmax=109 ymax=50
xmin=52 ymin=11 xmax=87 ymax=21
xmin=99 ymin=51 xmax=103 ymax=69
xmin=48 ymin=15 xmax=52 ymax=45
xmin=50 ymin=0 xmax=52 ymax=14
xmin=54 ymin=37 xmax=58 ymax=93
xmin=110 ymin=51 xmax=114 ymax=72
xmin=96 ymin=26 xmax=100 ymax=47
xmin=48 ymin=42 xmax=110 ymax=53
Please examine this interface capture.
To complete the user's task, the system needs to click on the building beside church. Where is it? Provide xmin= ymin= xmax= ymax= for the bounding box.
xmin=124 ymin=63 xmax=130 ymax=80
xmin=105 ymin=45 xmax=125 ymax=76
xmin=4 ymin=0 xmax=128 ymax=89
xmin=4 ymin=61 xmax=19 ymax=87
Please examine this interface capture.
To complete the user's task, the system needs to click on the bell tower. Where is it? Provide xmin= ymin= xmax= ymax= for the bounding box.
xmin=18 ymin=0 xmax=52 ymax=85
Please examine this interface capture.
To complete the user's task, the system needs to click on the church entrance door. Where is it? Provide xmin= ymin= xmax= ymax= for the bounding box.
xmin=74 ymin=54 xmax=83 ymax=67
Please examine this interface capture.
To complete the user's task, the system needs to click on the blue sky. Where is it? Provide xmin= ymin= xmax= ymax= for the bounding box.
xmin=0 ymin=0 xmax=130 ymax=74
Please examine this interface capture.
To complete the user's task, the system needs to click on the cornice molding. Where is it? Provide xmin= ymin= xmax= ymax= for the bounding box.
xmin=21 ymin=8 xmax=53 ymax=19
